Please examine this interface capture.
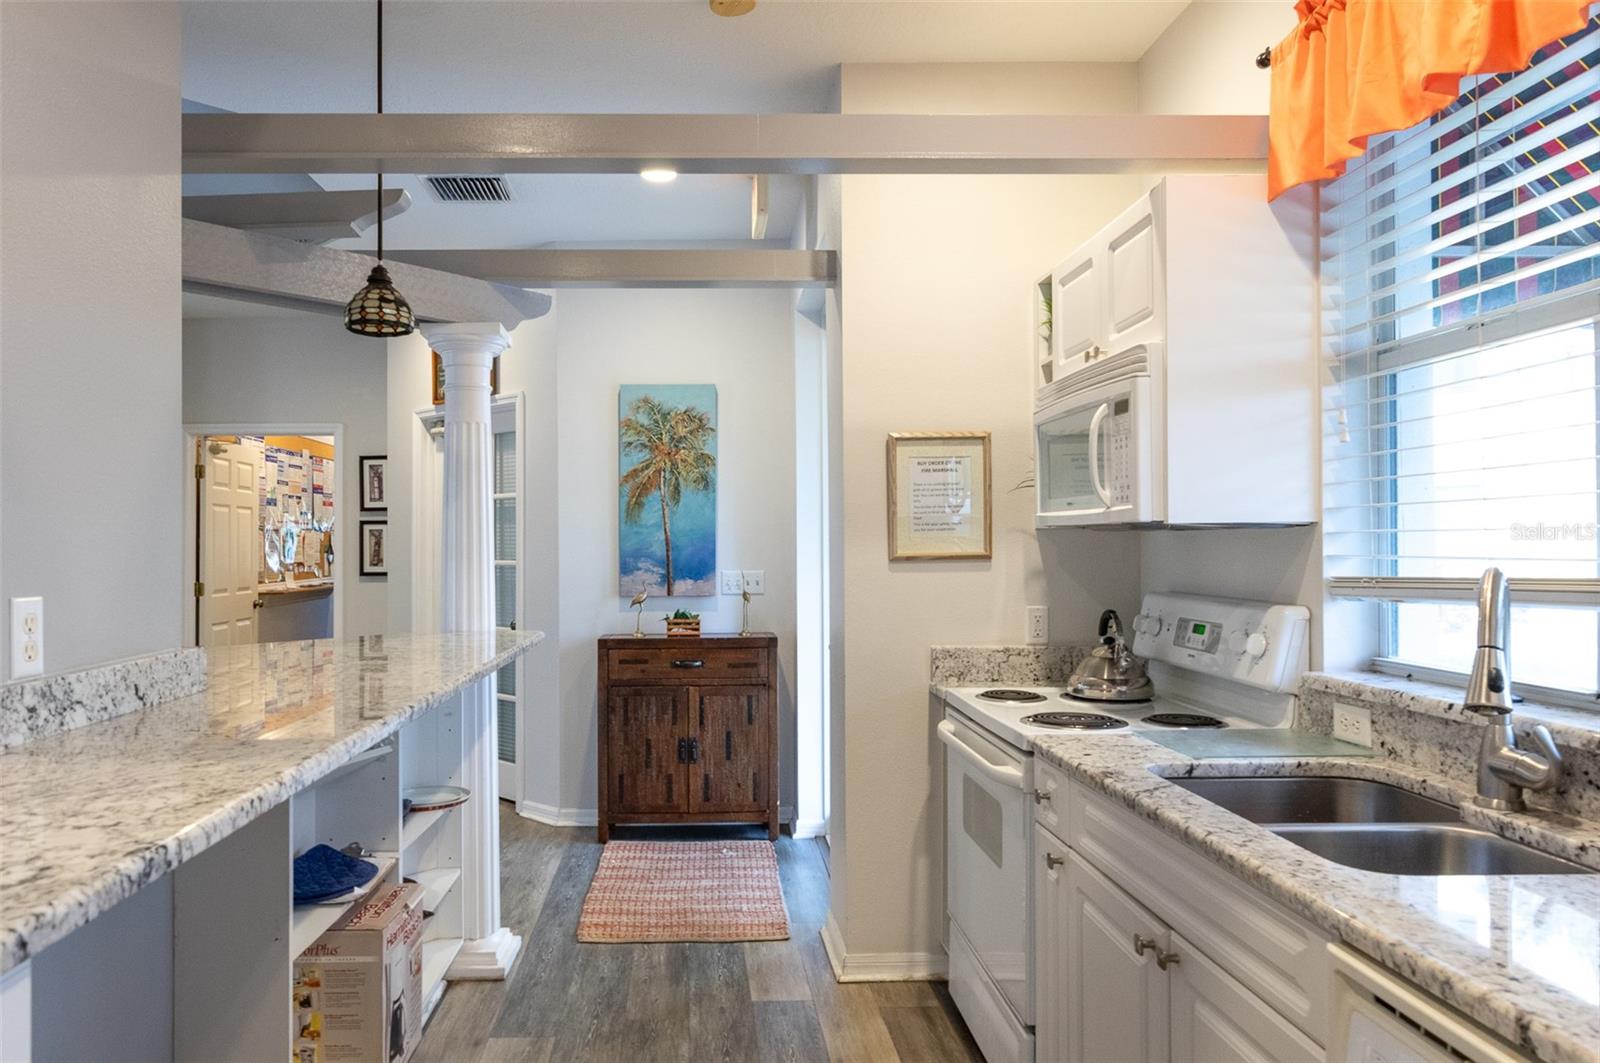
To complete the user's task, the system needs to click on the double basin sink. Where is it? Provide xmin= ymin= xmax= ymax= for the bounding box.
xmin=1171 ymin=776 xmax=1592 ymax=876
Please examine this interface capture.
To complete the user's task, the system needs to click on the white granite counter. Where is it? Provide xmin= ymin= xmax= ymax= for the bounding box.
xmin=1032 ymin=733 xmax=1600 ymax=1063
xmin=0 ymin=630 xmax=541 ymax=973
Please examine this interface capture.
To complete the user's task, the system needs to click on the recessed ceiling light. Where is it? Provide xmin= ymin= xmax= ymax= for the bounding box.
xmin=640 ymin=167 xmax=678 ymax=184
xmin=710 ymin=0 xmax=756 ymax=15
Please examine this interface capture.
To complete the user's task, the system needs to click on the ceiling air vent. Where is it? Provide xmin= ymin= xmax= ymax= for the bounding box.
xmin=425 ymin=175 xmax=512 ymax=203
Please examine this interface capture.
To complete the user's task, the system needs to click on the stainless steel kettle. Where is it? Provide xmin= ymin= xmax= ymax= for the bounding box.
xmin=1065 ymin=609 xmax=1154 ymax=703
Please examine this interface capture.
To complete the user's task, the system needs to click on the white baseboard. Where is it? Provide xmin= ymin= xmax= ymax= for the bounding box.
xmin=820 ymin=914 xmax=948 ymax=982
xmin=791 ymin=818 xmax=828 ymax=839
xmin=515 ymin=800 xmax=598 ymax=827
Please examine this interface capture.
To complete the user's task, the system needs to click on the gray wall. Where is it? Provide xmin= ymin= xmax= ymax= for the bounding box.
xmin=182 ymin=314 xmax=391 ymax=637
xmin=0 ymin=1 xmax=183 ymax=679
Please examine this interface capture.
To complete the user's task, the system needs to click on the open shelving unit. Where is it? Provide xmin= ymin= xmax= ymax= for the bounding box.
xmin=1035 ymin=271 xmax=1054 ymax=390
xmin=289 ymin=854 xmax=398 ymax=957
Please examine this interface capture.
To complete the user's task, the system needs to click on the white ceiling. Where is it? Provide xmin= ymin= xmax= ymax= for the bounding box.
xmin=182 ymin=0 xmax=1189 ymax=250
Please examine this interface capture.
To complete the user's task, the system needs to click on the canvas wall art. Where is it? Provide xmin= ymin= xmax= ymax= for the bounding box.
xmin=618 ymin=384 xmax=717 ymax=597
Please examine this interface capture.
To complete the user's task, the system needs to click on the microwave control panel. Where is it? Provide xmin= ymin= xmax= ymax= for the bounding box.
xmin=1106 ymin=398 xmax=1132 ymax=506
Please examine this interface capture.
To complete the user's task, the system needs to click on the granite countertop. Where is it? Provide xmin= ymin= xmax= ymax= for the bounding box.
xmin=0 ymin=630 xmax=542 ymax=973
xmin=1032 ymin=734 xmax=1600 ymax=1063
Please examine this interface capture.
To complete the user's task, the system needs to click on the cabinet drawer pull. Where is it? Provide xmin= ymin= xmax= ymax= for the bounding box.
xmin=1044 ymin=852 xmax=1064 ymax=870
xmin=1133 ymin=935 xmax=1157 ymax=957
xmin=672 ymin=659 xmax=705 ymax=669
xmin=1155 ymin=949 xmax=1180 ymax=970
xmin=687 ymin=738 xmax=700 ymax=763
xmin=1031 ymin=788 xmax=1052 ymax=805
xmin=677 ymin=737 xmax=689 ymax=763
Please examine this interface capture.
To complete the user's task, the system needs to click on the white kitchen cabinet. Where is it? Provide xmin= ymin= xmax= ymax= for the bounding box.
xmin=1168 ymin=931 xmax=1323 ymax=1063
xmin=1056 ymin=845 xmax=1171 ymax=1063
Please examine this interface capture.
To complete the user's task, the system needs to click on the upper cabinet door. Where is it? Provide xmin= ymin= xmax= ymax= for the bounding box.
xmin=691 ymin=686 xmax=770 ymax=813
xmin=1064 ymin=851 xmax=1171 ymax=1063
xmin=1102 ymin=195 xmax=1163 ymax=356
xmin=1051 ymin=246 xmax=1101 ymax=379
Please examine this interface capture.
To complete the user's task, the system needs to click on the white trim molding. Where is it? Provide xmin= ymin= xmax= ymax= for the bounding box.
xmin=821 ymin=915 xmax=948 ymax=983
xmin=515 ymin=800 xmax=599 ymax=828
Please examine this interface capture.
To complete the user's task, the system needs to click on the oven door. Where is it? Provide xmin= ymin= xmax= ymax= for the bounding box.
xmin=1034 ymin=374 xmax=1155 ymax=526
xmin=939 ymin=711 xmax=1033 ymax=1025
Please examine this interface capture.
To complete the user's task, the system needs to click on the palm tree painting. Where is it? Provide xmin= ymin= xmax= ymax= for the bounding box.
xmin=618 ymin=385 xmax=717 ymax=597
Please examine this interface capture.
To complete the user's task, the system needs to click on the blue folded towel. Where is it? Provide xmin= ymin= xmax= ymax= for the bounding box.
xmin=293 ymin=844 xmax=378 ymax=905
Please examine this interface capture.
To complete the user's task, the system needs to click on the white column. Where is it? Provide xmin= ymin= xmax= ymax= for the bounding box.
xmin=421 ymin=322 xmax=522 ymax=980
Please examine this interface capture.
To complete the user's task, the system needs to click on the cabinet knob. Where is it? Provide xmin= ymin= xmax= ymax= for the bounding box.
xmin=1045 ymin=852 xmax=1065 ymax=870
xmin=1133 ymin=934 xmax=1157 ymax=956
xmin=251 ymin=598 xmax=265 ymax=609
xmin=1032 ymin=788 xmax=1053 ymax=805
xmin=1156 ymin=949 xmax=1181 ymax=970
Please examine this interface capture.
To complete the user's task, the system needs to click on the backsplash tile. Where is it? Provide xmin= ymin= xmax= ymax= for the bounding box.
xmin=1300 ymin=672 xmax=1600 ymax=820
xmin=930 ymin=645 xmax=1091 ymax=686
xmin=0 ymin=647 xmax=207 ymax=748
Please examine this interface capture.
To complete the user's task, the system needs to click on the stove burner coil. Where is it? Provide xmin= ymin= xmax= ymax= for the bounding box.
xmin=977 ymin=689 xmax=1047 ymax=703
xmin=1022 ymin=711 xmax=1129 ymax=730
xmin=1143 ymin=713 xmax=1227 ymax=728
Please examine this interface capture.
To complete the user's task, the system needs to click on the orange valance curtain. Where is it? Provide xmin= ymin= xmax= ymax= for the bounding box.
xmin=1268 ymin=0 xmax=1596 ymax=198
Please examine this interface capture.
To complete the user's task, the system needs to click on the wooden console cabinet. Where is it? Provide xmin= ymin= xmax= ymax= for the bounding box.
xmin=597 ymin=633 xmax=779 ymax=842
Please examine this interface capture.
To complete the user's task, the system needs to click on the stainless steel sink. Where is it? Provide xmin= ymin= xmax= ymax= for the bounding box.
xmin=1272 ymin=824 xmax=1593 ymax=876
xmin=1171 ymin=776 xmax=1460 ymax=824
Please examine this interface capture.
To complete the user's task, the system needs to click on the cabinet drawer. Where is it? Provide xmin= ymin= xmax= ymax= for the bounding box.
xmin=1067 ymin=781 xmax=1330 ymax=1046
xmin=607 ymin=646 xmax=768 ymax=682
xmin=1033 ymin=757 xmax=1069 ymax=838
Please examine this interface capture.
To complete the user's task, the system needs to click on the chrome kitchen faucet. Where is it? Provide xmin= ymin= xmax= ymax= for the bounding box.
xmin=1467 ymin=568 xmax=1562 ymax=811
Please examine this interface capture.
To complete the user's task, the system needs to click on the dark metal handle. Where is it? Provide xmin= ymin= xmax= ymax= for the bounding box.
xmin=1032 ymin=788 xmax=1052 ymax=805
xmin=1156 ymin=949 xmax=1180 ymax=970
xmin=1134 ymin=934 xmax=1157 ymax=957
xmin=677 ymin=737 xmax=688 ymax=763
xmin=688 ymin=738 xmax=700 ymax=763
xmin=672 ymin=659 xmax=705 ymax=669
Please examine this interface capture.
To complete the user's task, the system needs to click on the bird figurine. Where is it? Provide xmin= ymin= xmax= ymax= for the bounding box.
xmin=740 ymin=588 xmax=752 ymax=637
xmin=630 ymin=588 xmax=649 ymax=637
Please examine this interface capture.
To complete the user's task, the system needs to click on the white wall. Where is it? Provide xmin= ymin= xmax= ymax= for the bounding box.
xmin=1137 ymin=0 xmax=1295 ymax=115
xmin=182 ymin=314 xmax=391 ymax=636
xmin=0 ymin=1 xmax=183 ymax=679
xmin=830 ymin=63 xmax=1146 ymax=968
xmin=552 ymin=289 xmax=799 ymax=821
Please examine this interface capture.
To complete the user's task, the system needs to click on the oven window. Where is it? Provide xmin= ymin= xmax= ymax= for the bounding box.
xmin=963 ymin=774 xmax=1005 ymax=868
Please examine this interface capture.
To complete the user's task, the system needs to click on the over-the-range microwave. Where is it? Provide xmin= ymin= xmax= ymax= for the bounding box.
xmin=1033 ymin=339 xmax=1316 ymax=529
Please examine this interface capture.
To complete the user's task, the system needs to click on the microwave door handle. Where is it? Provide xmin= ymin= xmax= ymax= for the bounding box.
xmin=1087 ymin=402 xmax=1111 ymax=506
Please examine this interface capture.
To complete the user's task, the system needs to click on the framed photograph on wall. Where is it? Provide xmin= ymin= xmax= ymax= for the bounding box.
xmin=886 ymin=431 xmax=992 ymax=561
xmin=359 ymin=520 xmax=388 ymax=577
xmin=431 ymin=350 xmax=500 ymax=406
xmin=358 ymin=455 xmax=388 ymax=512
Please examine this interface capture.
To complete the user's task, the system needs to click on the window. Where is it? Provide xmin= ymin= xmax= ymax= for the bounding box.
xmin=1323 ymin=15 xmax=1599 ymax=702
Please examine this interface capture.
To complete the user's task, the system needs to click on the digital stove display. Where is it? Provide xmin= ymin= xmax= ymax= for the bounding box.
xmin=1174 ymin=616 xmax=1222 ymax=654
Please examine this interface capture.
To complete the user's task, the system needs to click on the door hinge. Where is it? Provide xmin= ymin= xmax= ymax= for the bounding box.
xmin=194 ymin=463 xmax=205 ymax=480
xmin=193 ymin=581 xmax=205 ymax=598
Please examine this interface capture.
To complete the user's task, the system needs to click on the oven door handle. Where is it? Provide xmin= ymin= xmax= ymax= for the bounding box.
xmin=937 ymin=720 xmax=1025 ymax=790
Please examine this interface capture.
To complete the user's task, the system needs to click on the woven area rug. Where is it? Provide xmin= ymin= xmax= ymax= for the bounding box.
xmin=576 ymin=840 xmax=790 ymax=943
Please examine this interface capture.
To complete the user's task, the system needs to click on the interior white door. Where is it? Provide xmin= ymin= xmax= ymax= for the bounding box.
xmin=1168 ymin=932 xmax=1322 ymax=1063
xmin=199 ymin=440 xmax=261 ymax=647
xmin=1064 ymin=850 xmax=1170 ymax=1063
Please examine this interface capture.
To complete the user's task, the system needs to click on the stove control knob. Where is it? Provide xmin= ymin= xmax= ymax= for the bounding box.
xmin=1245 ymin=632 xmax=1269 ymax=659
xmin=1136 ymin=614 xmax=1161 ymax=637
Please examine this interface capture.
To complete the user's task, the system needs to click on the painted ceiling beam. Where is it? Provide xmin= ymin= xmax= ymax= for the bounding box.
xmin=182 ymin=112 xmax=1268 ymax=174
xmin=182 ymin=219 xmax=551 ymax=327
xmin=181 ymin=188 xmax=411 ymax=244
xmin=383 ymin=248 xmax=837 ymax=289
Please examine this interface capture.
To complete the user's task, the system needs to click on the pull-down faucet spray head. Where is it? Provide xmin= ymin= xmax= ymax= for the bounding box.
xmin=1464 ymin=567 xmax=1513 ymax=716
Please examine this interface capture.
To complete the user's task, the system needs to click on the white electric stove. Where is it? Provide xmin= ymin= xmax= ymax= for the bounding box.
xmin=938 ymin=593 xmax=1311 ymax=1063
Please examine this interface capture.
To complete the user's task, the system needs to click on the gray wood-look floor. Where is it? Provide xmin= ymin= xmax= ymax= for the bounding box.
xmin=413 ymin=806 xmax=983 ymax=1063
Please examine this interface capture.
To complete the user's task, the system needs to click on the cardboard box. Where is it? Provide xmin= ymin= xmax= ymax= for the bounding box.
xmin=293 ymin=883 xmax=424 ymax=1063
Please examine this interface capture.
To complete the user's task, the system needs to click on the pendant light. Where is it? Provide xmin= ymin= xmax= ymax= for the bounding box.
xmin=345 ymin=0 xmax=415 ymax=337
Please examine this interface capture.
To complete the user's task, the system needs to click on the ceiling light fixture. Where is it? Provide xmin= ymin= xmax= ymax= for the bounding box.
xmin=640 ymin=167 xmax=679 ymax=184
xmin=345 ymin=0 xmax=414 ymax=337
xmin=710 ymin=0 xmax=756 ymax=15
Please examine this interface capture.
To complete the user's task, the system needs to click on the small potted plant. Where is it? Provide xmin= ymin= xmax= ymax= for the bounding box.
xmin=664 ymin=609 xmax=701 ymax=637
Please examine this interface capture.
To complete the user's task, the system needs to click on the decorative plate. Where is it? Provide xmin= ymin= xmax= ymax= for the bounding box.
xmin=403 ymin=785 xmax=470 ymax=812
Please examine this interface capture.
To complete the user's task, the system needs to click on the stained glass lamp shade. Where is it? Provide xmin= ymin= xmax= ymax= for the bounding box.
xmin=344 ymin=264 xmax=415 ymax=337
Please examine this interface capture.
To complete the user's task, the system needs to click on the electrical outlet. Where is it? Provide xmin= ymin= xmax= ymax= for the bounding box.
xmin=10 ymin=597 xmax=43 ymax=679
xmin=742 ymin=570 xmax=765 ymax=595
xmin=1332 ymin=702 xmax=1372 ymax=747
xmin=720 ymin=570 xmax=744 ymax=595
xmin=1026 ymin=606 xmax=1048 ymax=645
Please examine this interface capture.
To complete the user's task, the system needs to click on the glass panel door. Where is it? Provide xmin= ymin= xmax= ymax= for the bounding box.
xmin=1037 ymin=397 xmax=1109 ymax=516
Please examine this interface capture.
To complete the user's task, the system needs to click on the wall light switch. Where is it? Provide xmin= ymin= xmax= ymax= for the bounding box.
xmin=742 ymin=570 xmax=766 ymax=595
xmin=10 ymin=597 xmax=43 ymax=679
xmin=1332 ymin=702 xmax=1372 ymax=747
xmin=720 ymin=570 xmax=744 ymax=595
xmin=1026 ymin=606 xmax=1048 ymax=645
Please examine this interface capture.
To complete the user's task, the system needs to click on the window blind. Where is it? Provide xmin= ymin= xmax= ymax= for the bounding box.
xmin=1322 ymin=12 xmax=1600 ymax=607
